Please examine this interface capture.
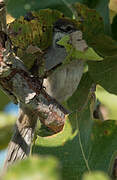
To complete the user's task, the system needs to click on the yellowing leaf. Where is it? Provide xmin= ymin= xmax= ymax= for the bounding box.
xmin=57 ymin=34 xmax=103 ymax=64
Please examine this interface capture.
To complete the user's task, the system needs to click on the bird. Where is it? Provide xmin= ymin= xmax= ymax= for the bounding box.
xmin=43 ymin=18 xmax=84 ymax=103
xmin=8 ymin=11 xmax=84 ymax=103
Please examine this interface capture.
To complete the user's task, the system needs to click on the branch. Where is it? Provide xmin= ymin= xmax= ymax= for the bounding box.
xmin=3 ymin=106 xmax=38 ymax=171
xmin=0 ymin=0 xmax=68 ymax=169
xmin=0 ymin=31 xmax=68 ymax=171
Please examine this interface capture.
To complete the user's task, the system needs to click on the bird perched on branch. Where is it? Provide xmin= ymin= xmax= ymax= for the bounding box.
xmin=44 ymin=18 xmax=84 ymax=102
xmin=8 ymin=9 xmax=84 ymax=103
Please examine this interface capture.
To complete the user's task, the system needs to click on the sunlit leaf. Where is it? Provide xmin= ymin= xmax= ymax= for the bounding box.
xmin=4 ymin=156 xmax=61 ymax=180
xmin=82 ymin=171 xmax=111 ymax=180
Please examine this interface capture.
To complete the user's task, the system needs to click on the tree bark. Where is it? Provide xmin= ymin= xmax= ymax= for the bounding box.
xmin=0 ymin=1 xmax=68 ymax=171
xmin=3 ymin=106 xmax=38 ymax=171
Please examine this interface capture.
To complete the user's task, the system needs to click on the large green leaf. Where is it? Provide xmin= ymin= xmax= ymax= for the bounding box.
xmin=83 ymin=0 xmax=111 ymax=35
xmin=33 ymin=94 xmax=117 ymax=179
xmin=73 ymin=3 xmax=104 ymax=44
xmin=4 ymin=156 xmax=61 ymax=180
xmin=66 ymin=72 xmax=93 ymax=111
xmin=8 ymin=9 xmax=63 ymax=74
xmin=73 ymin=1 xmax=110 ymax=36
xmin=72 ymin=3 xmax=113 ymax=57
xmin=92 ymin=0 xmax=111 ymax=35
xmin=36 ymin=72 xmax=93 ymax=138
xmin=89 ymin=34 xmax=117 ymax=57
xmin=88 ymin=56 xmax=117 ymax=95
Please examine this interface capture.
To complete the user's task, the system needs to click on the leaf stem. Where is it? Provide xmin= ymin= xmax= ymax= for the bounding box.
xmin=76 ymin=112 xmax=91 ymax=172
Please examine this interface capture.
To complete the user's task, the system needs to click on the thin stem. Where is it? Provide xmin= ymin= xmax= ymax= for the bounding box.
xmin=76 ymin=112 xmax=91 ymax=172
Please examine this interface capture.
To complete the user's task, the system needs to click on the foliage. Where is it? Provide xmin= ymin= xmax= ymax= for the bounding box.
xmin=1 ymin=0 xmax=117 ymax=180
xmin=82 ymin=171 xmax=111 ymax=180
xmin=88 ymin=56 xmax=117 ymax=95
xmin=8 ymin=9 xmax=63 ymax=74
xmin=4 ymin=156 xmax=61 ymax=180
xmin=33 ymin=95 xmax=117 ymax=179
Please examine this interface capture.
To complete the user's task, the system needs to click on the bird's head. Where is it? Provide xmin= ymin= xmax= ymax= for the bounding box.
xmin=44 ymin=18 xmax=77 ymax=70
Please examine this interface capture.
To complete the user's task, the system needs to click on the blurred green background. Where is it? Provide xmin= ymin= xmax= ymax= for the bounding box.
xmin=0 ymin=0 xmax=116 ymax=121
xmin=1 ymin=0 xmax=116 ymax=116
xmin=0 ymin=0 xmax=117 ymax=179
xmin=0 ymin=0 xmax=117 ymax=165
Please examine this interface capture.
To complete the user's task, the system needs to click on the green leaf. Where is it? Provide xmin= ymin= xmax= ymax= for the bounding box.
xmin=92 ymin=0 xmax=111 ymax=35
xmin=6 ymin=0 xmax=82 ymax=18
xmin=66 ymin=72 xmax=93 ymax=111
xmin=73 ymin=3 xmax=104 ymax=43
xmin=96 ymin=85 xmax=117 ymax=120
xmin=83 ymin=0 xmax=101 ymax=8
xmin=72 ymin=3 xmax=111 ymax=56
xmin=6 ymin=0 xmax=110 ymax=29
xmin=9 ymin=9 xmax=63 ymax=51
xmin=57 ymin=34 xmax=103 ymax=62
xmin=4 ymin=156 xmax=61 ymax=180
xmin=88 ymin=55 xmax=117 ymax=95
xmin=8 ymin=9 xmax=63 ymax=74
xmin=82 ymin=171 xmax=111 ymax=180
xmin=33 ymin=96 xmax=117 ymax=179
xmin=89 ymin=34 xmax=117 ymax=57
xmin=81 ymin=0 xmax=111 ymax=35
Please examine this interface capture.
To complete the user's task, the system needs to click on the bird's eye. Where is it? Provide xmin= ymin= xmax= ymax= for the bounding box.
xmin=65 ymin=25 xmax=73 ymax=32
